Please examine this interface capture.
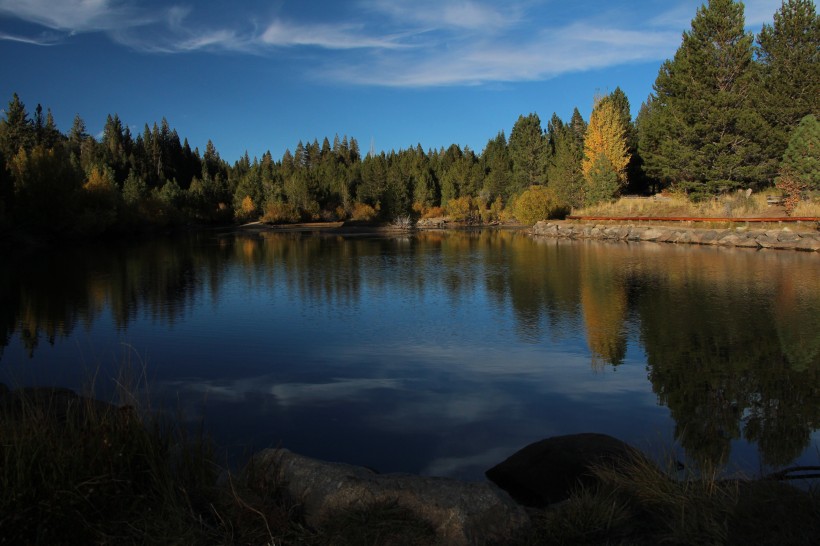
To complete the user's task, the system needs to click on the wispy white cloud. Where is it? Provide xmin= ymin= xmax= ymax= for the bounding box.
xmin=317 ymin=20 xmax=680 ymax=87
xmin=0 ymin=29 xmax=61 ymax=45
xmin=363 ymin=0 xmax=522 ymax=32
xmin=108 ymin=6 xmax=257 ymax=54
xmin=0 ymin=0 xmax=789 ymax=87
xmin=260 ymin=19 xmax=406 ymax=50
xmin=0 ymin=0 xmax=152 ymax=32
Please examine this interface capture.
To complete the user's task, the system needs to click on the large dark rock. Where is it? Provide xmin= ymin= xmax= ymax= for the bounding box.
xmin=486 ymin=433 xmax=649 ymax=508
xmin=252 ymin=448 xmax=530 ymax=546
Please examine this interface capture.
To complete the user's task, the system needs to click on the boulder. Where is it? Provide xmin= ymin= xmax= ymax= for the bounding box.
xmin=639 ymin=228 xmax=667 ymax=241
xmin=485 ymin=433 xmax=650 ymax=508
xmin=795 ymin=236 xmax=820 ymax=252
xmin=252 ymin=448 xmax=530 ymax=546
xmin=777 ymin=230 xmax=801 ymax=243
xmin=756 ymin=234 xmax=781 ymax=248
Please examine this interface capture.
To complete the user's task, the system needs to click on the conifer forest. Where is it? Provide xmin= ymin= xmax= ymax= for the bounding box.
xmin=0 ymin=0 xmax=817 ymax=240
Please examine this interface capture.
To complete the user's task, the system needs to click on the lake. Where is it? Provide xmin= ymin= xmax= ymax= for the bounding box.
xmin=1 ymin=228 xmax=818 ymax=481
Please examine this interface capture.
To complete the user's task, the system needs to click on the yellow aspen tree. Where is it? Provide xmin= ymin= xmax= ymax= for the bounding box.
xmin=582 ymin=98 xmax=631 ymax=201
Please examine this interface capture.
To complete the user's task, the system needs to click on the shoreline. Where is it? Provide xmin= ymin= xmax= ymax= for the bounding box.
xmin=530 ymin=220 xmax=820 ymax=252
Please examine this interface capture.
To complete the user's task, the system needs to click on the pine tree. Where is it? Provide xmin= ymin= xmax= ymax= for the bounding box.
xmin=756 ymin=0 xmax=820 ymax=177
xmin=585 ymin=155 xmax=621 ymax=206
xmin=508 ymin=113 xmax=547 ymax=196
xmin=68 ymin=114 xmax=88 ymax=145
xmin=547 ymin=113 xmax=585 ymax=208
xmin=546 ymin=114 xmax=565 ymax=156
xmin=642 ymin=0 xmax=768 ymax=196
xmin=0 ymin=93 xmax=34 ymax=158
xmin=605 ymin=88 xmax=647 ymax=194
xmin=32 ymin=104 xmax=44 ymax=146
xmin=569 ymin=108 xmax=587 ymax=149
xmin=778 ymin=114 xmax=820 ymax=191
xmin=480 ymin=131 xmax=512 ymax=202
xmin=42 ymin=109 xmax=62 ymax=149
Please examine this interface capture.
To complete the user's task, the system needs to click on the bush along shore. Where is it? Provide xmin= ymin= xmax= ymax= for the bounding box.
xmin=531 ymin=221 xmax=820 ymax=252
xmin=2 ymin=385 xmax=819 ymax=545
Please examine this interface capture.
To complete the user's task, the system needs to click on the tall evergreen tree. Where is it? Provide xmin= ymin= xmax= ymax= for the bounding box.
xmin=547 ymin=116 xmax=585 ymax=208
xmin=32 ymin=104 xmax=45 ymax=146
xmin=604 ymin=88 xmax=647 ymax=194
xmin=0 ymin=93 xmax=34 ymax=159
xmin=569 ymin=108 xmax=587 ymax=149
xmin=480 ymin=131 xmax=512 ymax=202
xmin=68 ymin=114 xmax=88 ymax=146
xmin=42 ymin=109 xmax=62 ymax=149
xmin=779 ymin=114 xmax=820 ymax=190
xmin=641 ymin=0 xmax=768 ymax=196
xmin=508 ymin=113 xmax=547 ymax=196
xmin=756 ymin=0 xmax=820 ymax=177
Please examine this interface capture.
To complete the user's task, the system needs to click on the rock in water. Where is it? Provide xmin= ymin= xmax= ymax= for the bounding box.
xmin=251 ymin=448 xmax=530 ymax=546
xmin=486 ymin=433 xmax=649 ymax=507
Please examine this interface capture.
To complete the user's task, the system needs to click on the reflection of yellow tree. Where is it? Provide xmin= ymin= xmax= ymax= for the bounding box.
xmin=240 ymin=238 xmax=257 ymax=263
xmin=579 ymin=245 xmax=628 ymax=368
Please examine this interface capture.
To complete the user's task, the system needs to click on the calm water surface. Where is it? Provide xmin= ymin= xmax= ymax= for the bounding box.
xmin=2 ymin=229 xmax=818 ymax=480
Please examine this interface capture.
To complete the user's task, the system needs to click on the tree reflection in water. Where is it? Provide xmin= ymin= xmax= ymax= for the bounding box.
xmin=1 ymin=230 xmax=817 ymax=471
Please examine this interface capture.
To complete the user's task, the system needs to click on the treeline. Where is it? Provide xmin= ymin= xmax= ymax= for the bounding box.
xmin=0 ymin=0 xmax=816 ymax=239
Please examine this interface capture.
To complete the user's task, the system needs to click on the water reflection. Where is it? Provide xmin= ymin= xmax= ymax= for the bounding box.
xmin=1 ymin=230 xmax=818 ymax=474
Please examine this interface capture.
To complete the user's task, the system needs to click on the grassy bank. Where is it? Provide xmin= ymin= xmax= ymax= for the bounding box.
xmin=574 ymin=192 xmax=820 ymax=223
xmin=1 ymin=385 xmax=818 ymax=545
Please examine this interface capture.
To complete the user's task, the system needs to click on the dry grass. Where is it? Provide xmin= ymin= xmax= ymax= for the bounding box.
xmin=0 ymin=387 xmax=221 ymax=545
xmin=518 ymin=453 xmax=820 ymax=546
xmin=792 ymin=195 xmax=820 ymax=218
xmin=573 ymin=192 xmax=795 ymax=219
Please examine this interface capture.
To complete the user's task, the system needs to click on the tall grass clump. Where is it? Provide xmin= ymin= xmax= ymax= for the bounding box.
xmin=792 ymin=192 xmax=820 ymax=217
xmin=0 ymin=382 xmax=224 ymax=544
xmin=522 ymin=453 xmax=820 ymax=546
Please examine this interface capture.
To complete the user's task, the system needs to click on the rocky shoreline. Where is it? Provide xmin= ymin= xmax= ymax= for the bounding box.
xmin=531 ymin=220 xmax=820 ymax=252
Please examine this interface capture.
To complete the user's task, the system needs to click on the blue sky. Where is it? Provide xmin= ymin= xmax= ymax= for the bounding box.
xmin=0 ymin=0 xmax=785 ymax=163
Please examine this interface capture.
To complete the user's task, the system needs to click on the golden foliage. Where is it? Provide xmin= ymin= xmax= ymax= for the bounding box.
xmin=582 ymin=99 xmax=630 ymax=184
xmin=350 ymin=202 xmax=378 ymax=222
xmin=261 ymin=201 xmax=300 ymax=224
xmin=235 ymin=195 xmax=258 ymax=223
xmin=444 ymin=196 xmax=474 ymax=222
xmin=420 ymin=206 xmax=445 ymax=219
xmin=83 ymin=167 xmax=116 ymax=194
xmin=581 ymin=280 xmax=628 ymax=369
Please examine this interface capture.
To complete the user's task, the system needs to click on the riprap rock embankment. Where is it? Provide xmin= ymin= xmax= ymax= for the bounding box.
xmin=531 ymin=221 xmax=820 ymax=252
